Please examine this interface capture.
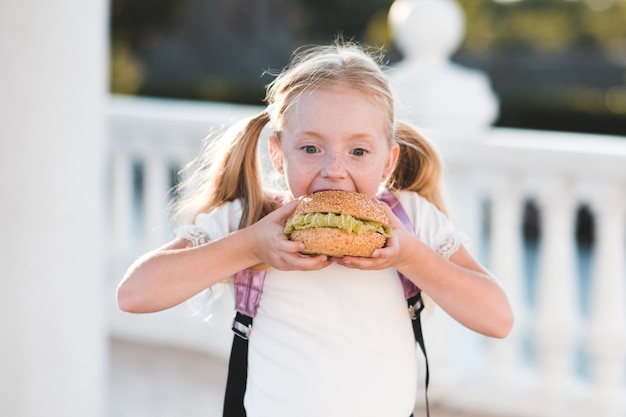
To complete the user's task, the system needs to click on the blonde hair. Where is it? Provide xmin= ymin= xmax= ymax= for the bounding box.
xmin=387 ymin=122 xmax=448 ymax=215
xmin=173 ymin=42 xmax=448 ymax=228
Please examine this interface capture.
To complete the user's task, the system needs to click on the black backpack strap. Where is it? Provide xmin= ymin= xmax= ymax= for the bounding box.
xmin=223 ymin=312 xmax=253 ymax=417
xmin=407 ymin=292 xmax=429 ymax=417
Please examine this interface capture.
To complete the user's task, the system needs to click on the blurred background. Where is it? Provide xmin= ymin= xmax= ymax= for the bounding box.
xmin=2 ymin=1 xmax=625 ymax=417
xmin=110 ymin=0 xmax=626 ymax=135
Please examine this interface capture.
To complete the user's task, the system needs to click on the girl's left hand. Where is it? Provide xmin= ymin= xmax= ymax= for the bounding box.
xmin=332 ymin=202 xmax=411 ymax=270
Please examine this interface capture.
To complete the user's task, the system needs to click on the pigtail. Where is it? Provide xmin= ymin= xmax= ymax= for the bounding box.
xmin=173 ymin=111 xmax=278 ymax=229
xmin=208 ymin=112 xmax=278 ymax=228
xmin=386 ymin=122 xmax=450 ymax=216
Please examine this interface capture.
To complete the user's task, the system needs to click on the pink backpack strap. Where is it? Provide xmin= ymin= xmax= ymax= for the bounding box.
xmin=233 ymin=269 xmax=266 ymax=318
xmin=232 ymin=195 xmax=286 ymax=320
xmin=377 ymin=190 xmax=421 ymax=300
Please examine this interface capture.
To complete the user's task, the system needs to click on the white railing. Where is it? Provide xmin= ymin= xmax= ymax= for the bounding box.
xmin=107 ymin=95 xmax=626 ymax=417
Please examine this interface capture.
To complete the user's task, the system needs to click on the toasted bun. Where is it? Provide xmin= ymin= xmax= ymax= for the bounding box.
xmin=287 ymin=190 xmax=390 ymax=257
xmin=290 ymin=228 xmax=387 ymax=257
xmin=293 ymin=190 xmax=389 ymax=223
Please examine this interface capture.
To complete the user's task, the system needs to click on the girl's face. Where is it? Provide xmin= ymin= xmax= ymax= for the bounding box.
xmin=269 ymin=86 xmax=399 ymax=199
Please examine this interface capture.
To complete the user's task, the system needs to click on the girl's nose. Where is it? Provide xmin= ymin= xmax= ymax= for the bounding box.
xmin=321 ymin=152 xmax=347 ymax=179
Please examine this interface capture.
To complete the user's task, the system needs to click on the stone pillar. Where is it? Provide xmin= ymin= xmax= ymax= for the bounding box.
xmin=0 ymin=1 xmax=108 ymax=416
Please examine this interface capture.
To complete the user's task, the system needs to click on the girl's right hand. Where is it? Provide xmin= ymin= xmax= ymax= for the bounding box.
xmin=247 ymin=199 xmax=331 ymax=272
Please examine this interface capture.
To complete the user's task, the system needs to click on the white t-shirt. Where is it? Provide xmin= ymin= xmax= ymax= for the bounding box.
xmin=178 ymin=190 xmax=465 ymax=417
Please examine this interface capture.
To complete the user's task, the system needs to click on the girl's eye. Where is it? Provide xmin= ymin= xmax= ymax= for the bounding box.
xmin=351 ymin=148 xmax=367 ymax=156
xmin=302 ymin=145 xmax=318 ymax=154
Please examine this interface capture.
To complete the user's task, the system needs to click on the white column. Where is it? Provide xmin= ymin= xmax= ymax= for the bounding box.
xmin=111 ymin=137 xmax=135 ymax=267
xmin=0 ymin=1 xmax=107 ymax=417
xmin=533 ymin=180 xmax=580 ymax=398
xmin=448 ymin=174 xmax=529 ymax=413
xmin=586 ymin=184 xmax=626 ymax=415
xmin=486 ymin=175 xmax=525 ymax=378
xmin=143 ymin=140 xmax=170 ymax=250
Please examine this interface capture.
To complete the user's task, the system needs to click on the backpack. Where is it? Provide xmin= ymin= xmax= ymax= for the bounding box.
xmin=223 ymin=190 xmax=430 ymax=417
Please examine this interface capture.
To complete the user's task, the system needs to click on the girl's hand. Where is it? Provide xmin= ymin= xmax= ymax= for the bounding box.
xmin=248 ymin=199 xmax=331 ymax=271
xmin=332 ymin=201 xmax=413 ymax=270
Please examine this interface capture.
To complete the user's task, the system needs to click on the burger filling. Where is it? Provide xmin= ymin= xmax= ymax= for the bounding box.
xmin=284 ymin=212 xmax=392 ymax=237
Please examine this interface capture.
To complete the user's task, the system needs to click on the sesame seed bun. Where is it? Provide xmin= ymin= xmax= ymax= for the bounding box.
xmin=285 ymin=190 xmax=391 ymax=257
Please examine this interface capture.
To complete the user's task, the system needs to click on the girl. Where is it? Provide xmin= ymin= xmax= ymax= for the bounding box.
xmin=117 ymin=42 xmax=513 ymax=417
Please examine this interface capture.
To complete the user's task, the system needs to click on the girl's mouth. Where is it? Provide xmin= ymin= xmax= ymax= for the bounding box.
xmin=310 ymin=188 xmax=355 ymax=194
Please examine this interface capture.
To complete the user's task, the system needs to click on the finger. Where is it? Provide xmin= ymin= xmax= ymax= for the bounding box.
xmin=335 ymin=254 xmax=377 ymax=269
xmin=282 ymin=253 xmax=330 ymax=271
xmin=276 ymin=237 xmax=305 ymax=254
xmin=272 ymin=220 xmax=305 ymax=252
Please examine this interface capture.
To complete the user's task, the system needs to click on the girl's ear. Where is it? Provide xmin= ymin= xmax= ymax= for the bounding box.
xmin=383 ymin=143 xmax=400 ymax=180
xmin=268 ymin=135 xmax=284 ymax=174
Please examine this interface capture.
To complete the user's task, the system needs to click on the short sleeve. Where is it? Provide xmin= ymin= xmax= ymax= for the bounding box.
xmin=396 ymin=191 xmax=469 ymax=259
xmin=175 ymin=199 xmax=244 ymax=247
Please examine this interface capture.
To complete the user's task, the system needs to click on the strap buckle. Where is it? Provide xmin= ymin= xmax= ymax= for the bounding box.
xmin=408 ymin=296 xmax=424 ymax=320
xmin=232 ymin=318 xmax=252 ymax=340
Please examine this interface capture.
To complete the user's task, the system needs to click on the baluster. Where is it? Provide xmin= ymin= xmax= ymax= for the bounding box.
xmin=441 ymin=174 xmax=528 ymax=414
xmin=142 ymin=139 xmax=170 ymax=250
xmin=427 ymin=169 xmax=486 ymax=402
xmin=586 ymin=183 xmax=626 ymax=415
xmin=533 ymin=179 xmax=580 ymax=399
xmin=486 ymin=175 xmax=525 ymax=378
xmin=111 ymin=139 xmax=134 ymax=265
xmin=451 ymin=175 xmax=529 ymax=414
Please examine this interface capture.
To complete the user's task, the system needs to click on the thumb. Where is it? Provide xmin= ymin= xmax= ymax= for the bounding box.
xmin=273 ymin=198 xmax=302 ymax=223
xmin=377 ymin=199 xmax=404 ymax=231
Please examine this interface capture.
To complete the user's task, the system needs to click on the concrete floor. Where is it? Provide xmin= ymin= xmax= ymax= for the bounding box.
xmin=109 ymin=338 xmax=228 ymax=417
xmin=109 ymin=338 xmax=492 ymax=417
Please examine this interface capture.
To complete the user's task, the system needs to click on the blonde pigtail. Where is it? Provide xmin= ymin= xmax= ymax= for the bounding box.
xmin=386 ymin=122 xmax=450 ymax=216
xmin=207 ymin=111 xmax=278 ymax=228
xmin=173 ymin=111 xmax=277 ymax=229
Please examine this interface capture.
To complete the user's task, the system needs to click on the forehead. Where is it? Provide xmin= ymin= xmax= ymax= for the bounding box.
xmin=282 ymin=86 xmax=388 ymax=136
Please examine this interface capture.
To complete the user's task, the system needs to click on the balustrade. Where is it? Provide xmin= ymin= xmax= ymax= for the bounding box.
xmin=107 ymin=96 xmax=626 ymax=417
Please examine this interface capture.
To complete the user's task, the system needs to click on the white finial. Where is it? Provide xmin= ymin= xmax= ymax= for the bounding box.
xmin=389 ymin=0 xmax=464 ymax=65
xmin=387 ymin=0 xmax=499 ymax=139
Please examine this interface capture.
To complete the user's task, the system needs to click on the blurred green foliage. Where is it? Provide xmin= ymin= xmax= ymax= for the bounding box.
xmin=453 ymin=0 xmax=626 ymax=134
xmin=110 ymin=0 xmax=626 ymax=134
xmin=109 ymin=0 xmax=401 ymax=102
xmin=459 ymin=0 xmax=626 ymax=54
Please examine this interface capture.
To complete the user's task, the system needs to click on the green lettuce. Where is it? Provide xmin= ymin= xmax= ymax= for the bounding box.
xmin=284 ymin=212 xmax=392 ymax=237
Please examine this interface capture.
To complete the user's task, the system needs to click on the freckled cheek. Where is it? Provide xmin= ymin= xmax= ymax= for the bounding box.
xmin=281 ymin=154 xmax=317 ymax=180
xmin=352 ymin=162 xmax=389 ymax=186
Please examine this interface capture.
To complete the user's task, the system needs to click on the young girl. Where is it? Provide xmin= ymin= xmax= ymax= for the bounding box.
xmin=117 ymin=42 xmax=513 ymax=417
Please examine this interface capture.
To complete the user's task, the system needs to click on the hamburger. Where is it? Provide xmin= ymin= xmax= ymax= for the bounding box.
xmin=284 ymin=190 xmax=393 ymax=257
